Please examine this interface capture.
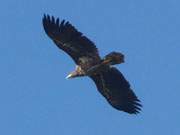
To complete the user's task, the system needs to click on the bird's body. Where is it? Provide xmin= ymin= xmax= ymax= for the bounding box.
xmin=42 ymin=15 xmax=142 ymax=114
xmin=67 ymin=52 xmax=124 ymax=78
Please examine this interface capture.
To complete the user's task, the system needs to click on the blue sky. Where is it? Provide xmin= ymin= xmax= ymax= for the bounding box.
xmin=0 ymin=0 xmax=180 ymax=134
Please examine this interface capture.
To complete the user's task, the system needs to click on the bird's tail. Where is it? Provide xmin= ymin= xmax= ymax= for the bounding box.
xmin=102 ymin=52 xmax=124 ymax=66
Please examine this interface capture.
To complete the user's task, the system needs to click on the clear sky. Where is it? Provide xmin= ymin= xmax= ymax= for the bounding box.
xmin=0 ymin=0 xmax=180 ymax=135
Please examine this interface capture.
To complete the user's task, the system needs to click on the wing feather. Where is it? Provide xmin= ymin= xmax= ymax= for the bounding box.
xmin=42 ymin=14 xmax=100 ymax=65
xmin=90 ymin=67 xmax=142 ymax=114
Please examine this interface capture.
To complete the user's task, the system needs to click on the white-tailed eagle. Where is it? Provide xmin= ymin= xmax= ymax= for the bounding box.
xmin=42 ymin=14 xmax=142 ymax=114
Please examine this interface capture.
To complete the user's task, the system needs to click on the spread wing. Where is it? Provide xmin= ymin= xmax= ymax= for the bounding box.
xmin=42 ymin=14 xmax=100 ymax=65
xmin=90 ymin=67 xmax=142 ymax=114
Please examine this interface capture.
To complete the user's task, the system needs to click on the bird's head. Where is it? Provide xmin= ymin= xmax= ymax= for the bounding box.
xmin=66 ymin=71 xmax=79 ymax=79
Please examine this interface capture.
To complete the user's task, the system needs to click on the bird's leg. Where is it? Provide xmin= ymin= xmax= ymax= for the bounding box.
xmin=86 ymin=64 xmax=108 ymax=76
xmin=86 ymin=64 xmax=101 ymax=75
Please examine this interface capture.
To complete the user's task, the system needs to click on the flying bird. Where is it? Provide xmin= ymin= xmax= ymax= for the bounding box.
xmin=42 ymin=14 xmax=142 ymax=114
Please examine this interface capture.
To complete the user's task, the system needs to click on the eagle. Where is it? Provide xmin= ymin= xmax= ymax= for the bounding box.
xmin=42 ymin=14 xmax=142 ymax=114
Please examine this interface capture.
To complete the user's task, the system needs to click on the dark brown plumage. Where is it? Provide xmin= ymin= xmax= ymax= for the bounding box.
xmin=42 ymin=14 xmax=142 ymax=114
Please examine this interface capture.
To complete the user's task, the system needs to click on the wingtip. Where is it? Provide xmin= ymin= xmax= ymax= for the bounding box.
xmin=43 ymin=14 xmax=49 ymax=20
xmin=42 ymin=14 xmax=66 ymax=25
